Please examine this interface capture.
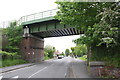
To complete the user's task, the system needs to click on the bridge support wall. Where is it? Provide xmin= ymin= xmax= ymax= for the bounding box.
xmin=21 ymin=34 xmax=44 ymax=63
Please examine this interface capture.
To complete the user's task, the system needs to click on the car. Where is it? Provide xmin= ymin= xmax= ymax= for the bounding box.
xmin=58 ymin=56 xmax=62 ymax=59
xmin=75 ymin=56 xmax=77 ymax=58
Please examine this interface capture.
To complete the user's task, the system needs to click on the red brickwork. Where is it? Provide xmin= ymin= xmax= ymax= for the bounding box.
xmin=20 ymin=37 xmax=44 ymax=62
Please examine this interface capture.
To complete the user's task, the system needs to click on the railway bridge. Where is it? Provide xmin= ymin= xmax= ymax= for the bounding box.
xmin=19 ymin=9 xmax=83 ymax=62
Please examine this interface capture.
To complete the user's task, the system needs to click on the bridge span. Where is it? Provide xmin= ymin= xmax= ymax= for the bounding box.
xmin=20 ymin=9 xmax=83 ymax=62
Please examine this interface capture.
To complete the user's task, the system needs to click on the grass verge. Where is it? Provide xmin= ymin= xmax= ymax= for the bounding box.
xmin=1 ymin=59 xmax=27 ymax=68
xmin=44 ymin=56 xmax=50 ymax=60
xmin=78 ymin=55 xmax=87 ymax=61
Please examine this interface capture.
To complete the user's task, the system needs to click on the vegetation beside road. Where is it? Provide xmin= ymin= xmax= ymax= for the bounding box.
xmin=44 ymin=45 xmax=56 ymax=60
xmin=78 ymin=55 xmax=87 ymax=61
xmin=1 ymin=22 xmax=27 ymax=67
xmin=55 ymin=2 xmax=120 ymax=78
xmin=2 ymin=59 xmax=27 ymax=68
xmin=65 ymin=49 xmax=70 ymax=56
xmin=2 ymin=22 xmax=23 ymax=53
xmin=0 ymin=51 xmax=27 ymax=68
xmin=55 ymin=2 xmax=120 ymax=68
xmin=71 ymin=44 xmax=87 ymax=57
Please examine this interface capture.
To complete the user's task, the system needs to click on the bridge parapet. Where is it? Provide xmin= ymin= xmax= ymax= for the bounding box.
xmin=18 ymin=9 xmax=58 ymax=25
xmin=19 ymin=9 xmax=82 ymax=62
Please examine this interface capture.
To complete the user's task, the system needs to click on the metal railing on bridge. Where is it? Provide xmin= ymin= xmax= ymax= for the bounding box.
xmin=18 ymin=9 xmax=59 ymax=25
xmin=0 ymin=9 xmax=58 ymax=27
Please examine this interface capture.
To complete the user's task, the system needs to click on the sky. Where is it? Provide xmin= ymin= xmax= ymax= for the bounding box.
xmin=44 ymin=35 xmax=80 ymax=53
xmin=0 ymin=0 xmax=80 ymax=52
xmin=0 ymin=0 xmax=58 ymax=22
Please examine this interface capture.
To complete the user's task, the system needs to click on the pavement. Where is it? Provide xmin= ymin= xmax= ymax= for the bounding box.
xmin=0 ymin=63 xmax=35 ymax=73
xmin=0 ymin=57 xmax=91 ymax=78
xmin=71 ymin=58 xmax=90 ymax=78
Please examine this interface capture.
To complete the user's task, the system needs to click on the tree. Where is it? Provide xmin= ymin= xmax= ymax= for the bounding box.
xmin=70 ymin=47 xmax=75 ymax=57
xmin=2 ymin=21 xmax=23 ymax=53
xmin=55 ymin=2 xmax=116 ymax=46
xmin=74 ymin=44 xmax=87 ymax=57
xmin=70 ymin=47 xmax=75 ymax=53
xmin=59 ymin=52 xmax=65 ymax=56
xmin=1 ymin=21 xmax=26 ymax=63
xmin=44 ymin=45 xmax=56 ymax=58
xmin=0 ymin=28 xmax=8 ymax=50
xmin=55 ymin=2 xmax=120 ymax=67
xmin=65 ymin=49 xmax=70 ymax=56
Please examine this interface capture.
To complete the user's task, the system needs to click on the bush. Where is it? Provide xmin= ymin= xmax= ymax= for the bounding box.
xmin=44 ymin=51 xmax=50 ymax=60
xmin=44 ymin=45 xmax=55 ymax=58
xmin=0 ymin=51 xmax=27 ymax=67
xmin=44 ymin=56 xmax=50 ymax=60
xmin=91 ymin=45 xmax=120 ymax=67
xmin=0 ymin=50 xmax=19 ymax=60
xmin=2 ymin=59 xmax=27 ymax=67
xmin=78 ymin=55 xmax=87 ymax=61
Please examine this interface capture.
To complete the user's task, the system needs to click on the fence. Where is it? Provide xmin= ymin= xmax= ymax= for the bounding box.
xmin=17 ymin=9 xmax=58 ymax=25
xmin=0 ymin=9 xmax=58 ymax=28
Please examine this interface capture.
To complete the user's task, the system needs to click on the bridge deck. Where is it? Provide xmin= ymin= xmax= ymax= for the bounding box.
xmin=20 ymin=9 xmax=82 ymax=38
xmin=22 ymin=17 xmax=55 ymax=26
xmin=18 ymin=9 xmax=58 ymax=25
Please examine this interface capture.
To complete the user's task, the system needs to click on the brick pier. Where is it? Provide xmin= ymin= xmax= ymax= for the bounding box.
xmin=21 ymin=34 xmax=44 ymax=62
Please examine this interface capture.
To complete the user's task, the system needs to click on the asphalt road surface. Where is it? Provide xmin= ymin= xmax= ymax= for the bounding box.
xmin=0 ymin=57 xmax=90 ymax=78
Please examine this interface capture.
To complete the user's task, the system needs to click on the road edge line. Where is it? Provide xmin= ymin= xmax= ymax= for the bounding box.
xmin=0 ymin=64 xmax=35 ymax=74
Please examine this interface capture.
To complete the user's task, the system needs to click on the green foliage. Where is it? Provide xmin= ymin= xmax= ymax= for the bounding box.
xmin=0 ymin=60 xmax=2 ymax=67
xmin=5 ymin=21 xmax=23 ymax=53
xmin=44 ymin=51 xmax=48 ymax=57
xmin=60 ymin=52 xmax=65 ymax=56
xmin=55 ymin=2 xmax=120 ymax=67
xmin=55 ymin=2 xmax=119 ymax=46
xmin=55 ymin=2 xmax=112 ymax=30
xmin=0 ymin=50 xmax=27 ymax=67
xmin=44 ymin=56 xmax=50 ymax=60
xmin=1 ymin=59 xmax=27 ymax=68
xmin=78 ymin=55 xmax=87 ymax=61
xmin=91 ymin=45 xmax=120 ymax=67
xmin=0 ymin=22 xmax=28 ymax=67
xmin=44 ymin=51 xmax=50 ymax=60
xmin=0 ymin=50 xmax=21 ymax=60
xmin=71 ymin=44 xmax=87 ymax=57
xmin=70 ymin=47 xmax=75 ymax=52
xmin=44 ymin=45 xmax=56 ymax=58
xmin=0 ymin=28 xmax=8 ymax=49
xmin=65 ymin=49 xmax=70 ymax=56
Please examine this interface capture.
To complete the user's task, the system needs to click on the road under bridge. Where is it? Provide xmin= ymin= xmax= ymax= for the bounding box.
xmin=20 ymin=9 xmax=83 ymax=62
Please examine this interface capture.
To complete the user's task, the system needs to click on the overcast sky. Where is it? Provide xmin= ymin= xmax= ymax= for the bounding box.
xmin=0 ymin=0 xmax=80 ymax=52
xmin=0 ymin=0 xmax=58 ymax=22
xmin=44 ymin=35 xmax=80 ymax=53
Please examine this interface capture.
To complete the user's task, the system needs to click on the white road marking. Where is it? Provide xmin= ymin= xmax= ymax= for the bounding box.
xmin=0 ymin=76 xmax=3 ymax=80
xmin=12 ymin=76 xmax=19 ymax=78
xmin=28 ymin=66 xmax=48 ymax=78
xmin=28 ymin=63 xmax=54 ymax=78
